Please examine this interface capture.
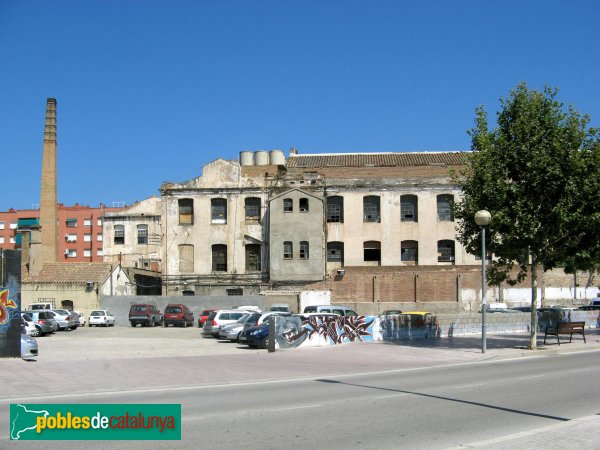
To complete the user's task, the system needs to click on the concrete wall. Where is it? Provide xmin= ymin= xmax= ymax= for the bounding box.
xmin=100 ymin=294 xmax=299 ymax=325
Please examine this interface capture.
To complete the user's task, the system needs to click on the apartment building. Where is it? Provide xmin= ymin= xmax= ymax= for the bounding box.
xmin=0 ymin=204 xmax=124 ymax=262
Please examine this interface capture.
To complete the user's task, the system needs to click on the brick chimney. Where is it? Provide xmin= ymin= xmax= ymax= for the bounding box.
xmin=39 ymin=98 xmax=58 ymax=264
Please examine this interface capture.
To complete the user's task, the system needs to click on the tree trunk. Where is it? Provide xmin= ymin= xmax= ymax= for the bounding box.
xmin=529 ymin=255 xmax=538 ymax=350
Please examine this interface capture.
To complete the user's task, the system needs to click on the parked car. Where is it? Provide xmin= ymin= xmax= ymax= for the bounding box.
xmin=269 ymin=304 xmax=291 ymax=313
xmin=48 ymin=309 xmax=79 ymax=330
xmin=129 ymin=304 xmax=163 ymax=327
xmin=88 ymin=310 xmax=115 ymax=327
xmin=239 ymin=323 xmax=270 ymax=348
xmin=23 ymin=310 xmax=57 ymax=336
xmin=21 ymin=313 xmax=38 ymax=336
xmin=202 ymin=310 xmax=248 ymax=337
xmin=218 ymin=313 xmax=261 ymax=341
xmin=241 ymin=311 xmax=292 ymax=333
xmin=235 ymin=305 xmax=261 ymax=312
xmin=589 ymin=297 xmax=600 ymax=306
xmin=21 ymin=333 xmax=38 ymax=360
xmin=578 ymin=305 xmax=600 ymax=311
xmin=72 ymin=311 xmax=86 ymax=326
xmin=27 ymin=302 xmax=54 ymax=310
xmin=163 ymin=304 xmax=194 ymax=327
xmin=198 ymin=309 xmax=216 ymax=328
xmin=303 ymin=305 xmax=358 ymax=316
xmin=510 ymin=306 xmax=532 ymax=312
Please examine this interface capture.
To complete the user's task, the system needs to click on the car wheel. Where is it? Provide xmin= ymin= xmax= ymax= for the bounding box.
xmin=88 ymin=323 xmax=92 ymax=327
xmin=183 ymin=321 xmax=187 ymax=328
xmin=150 ymin=318 xmax=155 ymax=327
xmin=262 ymin=337 xmax=270 ymax=349
xmin=130 ymin=321 xmax=136 ymax=327
xmin=33 ymin=326 xmax=41 ymax=337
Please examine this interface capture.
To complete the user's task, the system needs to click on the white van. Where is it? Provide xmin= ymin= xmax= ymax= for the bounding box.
xmin=303 ymin=305 xmax=358 ymax=316
xmin=28 ymin=302 xmax=55 ymax=310
xmin=590 ymin=298 xmax=600 ymax=306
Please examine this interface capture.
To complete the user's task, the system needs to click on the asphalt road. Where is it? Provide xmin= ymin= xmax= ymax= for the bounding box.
xmin=2 ymin=343 xmax=599 ymax=449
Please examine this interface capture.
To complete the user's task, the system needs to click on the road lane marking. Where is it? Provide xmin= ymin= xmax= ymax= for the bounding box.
xmin=452 ymin=383 xmax=486 ymax=390
xmin=516 ymin=375 xmax=545 ymax=380
xmin=373 ymin=393 xmax=409 ymax=399
xmin=270 ymin=404 xmax=321 ymax=412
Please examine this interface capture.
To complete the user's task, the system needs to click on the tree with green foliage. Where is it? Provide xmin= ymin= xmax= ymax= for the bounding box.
xmin=453 ymin=82 xmax=600 ymax=350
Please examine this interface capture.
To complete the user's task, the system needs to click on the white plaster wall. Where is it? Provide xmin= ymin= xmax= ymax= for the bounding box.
xmin=299 ymin=290 xmax=331 ymax=311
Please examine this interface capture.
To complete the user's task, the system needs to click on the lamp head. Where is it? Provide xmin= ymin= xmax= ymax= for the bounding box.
xmin=474 ymin=210 xmax=491 ymax=226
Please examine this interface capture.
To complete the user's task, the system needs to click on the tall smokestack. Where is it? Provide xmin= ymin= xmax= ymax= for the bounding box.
xmin=39 ymin=98 xmax=58 ymax=264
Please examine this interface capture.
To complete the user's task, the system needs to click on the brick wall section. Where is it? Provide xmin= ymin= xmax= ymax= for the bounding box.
xmin=305 ymin=266 xmax=595 ymax=307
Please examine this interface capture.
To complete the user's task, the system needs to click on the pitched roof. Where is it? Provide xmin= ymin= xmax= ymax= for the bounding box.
xmin=22 ymin=263 xmax=113 ymax=284
xmin=286 ymin=152 xmax=467 ymax=168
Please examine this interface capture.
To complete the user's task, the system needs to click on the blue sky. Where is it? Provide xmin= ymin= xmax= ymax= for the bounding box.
xmin=1 ymin=1 xmax=599 ymax=211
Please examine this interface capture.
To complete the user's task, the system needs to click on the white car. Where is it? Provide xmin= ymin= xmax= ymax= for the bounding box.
xmin=73 ymin=311 xmax=86 ymax=326
xmin=21 ymin=313 xmax=37 ymax=336
xmin=88 ymin=310 xmax=115 ymax=327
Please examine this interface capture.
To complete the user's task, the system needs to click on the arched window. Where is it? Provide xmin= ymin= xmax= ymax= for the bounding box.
xmin=437 ymin=194 xmax=454 ymax=221
xmin=437 ymin=240 xmax=455 ymax=262
xmin=401 ymin=240 xmax=418 ymax=263
xmin=400 ymin=195 xmax=418 ymax=222
xmin=364 ymin=240 xmax=381 ymax=263
xmin=327 ymin=241 xmax=344 ymax=265
xmin=363 ymin=196 xmax=380 ymax=223
xmin=245 ymin=244 xmax=261 ymax=271
xmin=326 ymin=196 xmax=344 ymax=223
xmin=178 ymin=244 xmax=194 ymax=273
xmin=212 ymin=244 xmax=227 ymax=271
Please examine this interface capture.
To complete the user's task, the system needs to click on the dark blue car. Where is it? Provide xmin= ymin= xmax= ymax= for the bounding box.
xmin=239 ymin=323 xmax=269 ymax=348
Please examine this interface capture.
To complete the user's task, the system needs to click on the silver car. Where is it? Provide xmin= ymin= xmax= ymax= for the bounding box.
xmin=48 ymin=309 xmax=79 ymax=330
xmin=202 ymin=310 xmax=248 ymax=337
xmin=22 ymin=310 xmax=57 ymax=336
xmin=21 ymin=333 xmax=38 ymax=359
xmin=218 ymin=313 xmax=261 ymax=341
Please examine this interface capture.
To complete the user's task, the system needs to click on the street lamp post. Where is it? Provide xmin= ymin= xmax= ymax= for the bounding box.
xmin=475 ymin=210 xmax=491 ymax=353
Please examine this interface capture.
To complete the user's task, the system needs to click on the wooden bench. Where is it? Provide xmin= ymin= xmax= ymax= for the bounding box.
xmin=543 ymin=321 xmax=586 ymax=345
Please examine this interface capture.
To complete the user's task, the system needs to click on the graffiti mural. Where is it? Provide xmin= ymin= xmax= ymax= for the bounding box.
xmin=276 ymin=314 xmax=375 ymax=349
xmin=0 ymin=289 xmax=18 ymax=332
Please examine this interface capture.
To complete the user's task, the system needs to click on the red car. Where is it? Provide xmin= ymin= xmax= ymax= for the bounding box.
xmin=198 ymin=309 xmax=216 ymax=328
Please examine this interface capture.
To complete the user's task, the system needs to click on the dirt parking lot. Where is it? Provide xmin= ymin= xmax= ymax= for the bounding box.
xmin=34 ymin=325 xmax=263 ymax=361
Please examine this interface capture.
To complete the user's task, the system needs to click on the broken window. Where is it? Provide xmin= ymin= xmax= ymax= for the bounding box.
xmin=437 ymin=240 xmax=455 ymax=262
xmin=326 ymin=196 xmax=344 ymax=223
xmin=283 ymin=198 xmax=293 ymax=213
xmin=212 ymin=244 xmax=227 ymax=271
xmin=178 ymin=199 xmax=193 ymax=225
xmin=245 ymin=197 xmax=261 ymax=223
xmin=299 ymin=198 xmax=309 ymax=212
xmin=283 ymin=241 xmax=293 ymax=259
xmin=245 ymin=244 xmax=261 ymax=271
xmin=327 ymin=241 xmax=344 ymax=264
xmin=211 ymin=198 xmax=227 ymax=224
xmin=363 ymin=196 xmax=380 ymax=223
xmin=401 ymin=240 xmax=418 ymax=263
xmin=401 ymin=195 xmax=418 ymax=222
xmin=437 ymin=194 xmax=454 ymax=221
xmin=363 ymin=240 xmax=381 ymax=263
xmin=299 ymin=241 xmax=309 ymax=259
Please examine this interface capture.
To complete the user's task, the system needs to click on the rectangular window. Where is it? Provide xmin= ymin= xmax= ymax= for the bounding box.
xmin=9 ymin=236 xmax=15 ymax=244
xmin=84 ymin=218 xmax=92 ymax=227
xmin=283 ymin=241 xmax=293 ymax=259
xmin=137 ymin=225 xmax=148 ymax=244
xmin=179 ymin=244 xmax=194 ymax=273
xmin=211 ymin=199 xmax=227 ymax=224
xmin=245 ymin=244 xmax=261 ymax=272
xmin=97 ymin=219 xmax=102 ymax=226
xmin=299 ymin=241 xmax=309 ymax=259
xmin=66 ymin=219 xmax=77 ymax=228
xmin=363 ymin=196 xmax=381 ymax=223
xmin=299 ymin=198 xmax=309 ymax=212
xmin=226 ymin=288 xmax=243 ymax=296
xmin=66 ymin=249 xmax=77 ymax=258
xmin=283 ymin=198 xmax=293 ymax=213
xmin=326 ymin=197 xmax=344 ymax=223
xmin=401 ymin=195 xmax=418 ymax=222
xmin=65 ymin=234 xmax=77 ymax=242
xmin=97 ymin=248 xmax=104 ymax=256
xmin=0 ymin=237 xmax=4 ymax=244
xmin=114 ymin=225 xmax=124 ymax=245
xmin=83 ymin=249 xmax=91 ymax=257
xmin=0 ymin=221 xmax=4 ymax=229
xmin=437 ymin=195 xmax=454 ymax=221
xmin=84 ymin=234 xmax=92 ymax=242
xmin=245 ymin=198 xmax=261 ymax=222
xmin=10 ymin=221 xmax=17 ymax=229
xmin=179 ymin=199 xmax=194 ymax=225
xmin=97 ymin=233 xmax=103 ymax=242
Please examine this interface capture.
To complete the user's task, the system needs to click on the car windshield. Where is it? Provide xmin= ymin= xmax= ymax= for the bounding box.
xmin=22 ymin=313 xmax=32 ymax=321
xmin=207 ymin=311 xmax=217 ymax=320
xmin=166 ymin=306 xmax=182 ymax=313
xmin=236 ymin=314 xmax=250 ymax=323
xmin=91 ymin=311 xmax=105 ymax=316
xmin=131 ymin=305 xmax=146 ymax=312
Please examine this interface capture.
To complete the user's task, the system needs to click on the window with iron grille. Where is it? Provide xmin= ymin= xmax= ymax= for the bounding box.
xmin=401 ymin=195 xmax=418 ymax=222
xmin=137 ymin=224 xmax=148 ymax=244
xmin=211 ymin=198 xmax=227 ymax=224
xmin=245 ymin=244 xmax=261 ymax=271
xmin=178 ymin=199 xmax=193 ymax=225
xmin=283 ymin=198 xmax=293 ymax=213
xmin=299 ymin=241 xmax=309 ymax=259
xmin=299 ymin=198 xmax=309 ymax=212
xmin=401 ymin=240 xmax=418 ymax=262
xmin=114 ymin=225 xmax=124 ymax=245
xmin=245 ymin=197 xmax=261 ymax=222
xmin=437 ymin=195 xmax=454 ymax=221
xmin=226 ymin=288 xmax=243 ymax=296
xmin=363 ymin=196 xmax=380 ymax=223
xmin=326 ymin=196 xmax=344 ymax=223
xmin=212 ymin=244 xmax=227 ymax=271
xmin=283 ymin=241 xmax=293 ymax=259
xmin=327 ymin=241 xmax=344 ymax=263
xmin=437 ymin=240 xmax=455 ymax=262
